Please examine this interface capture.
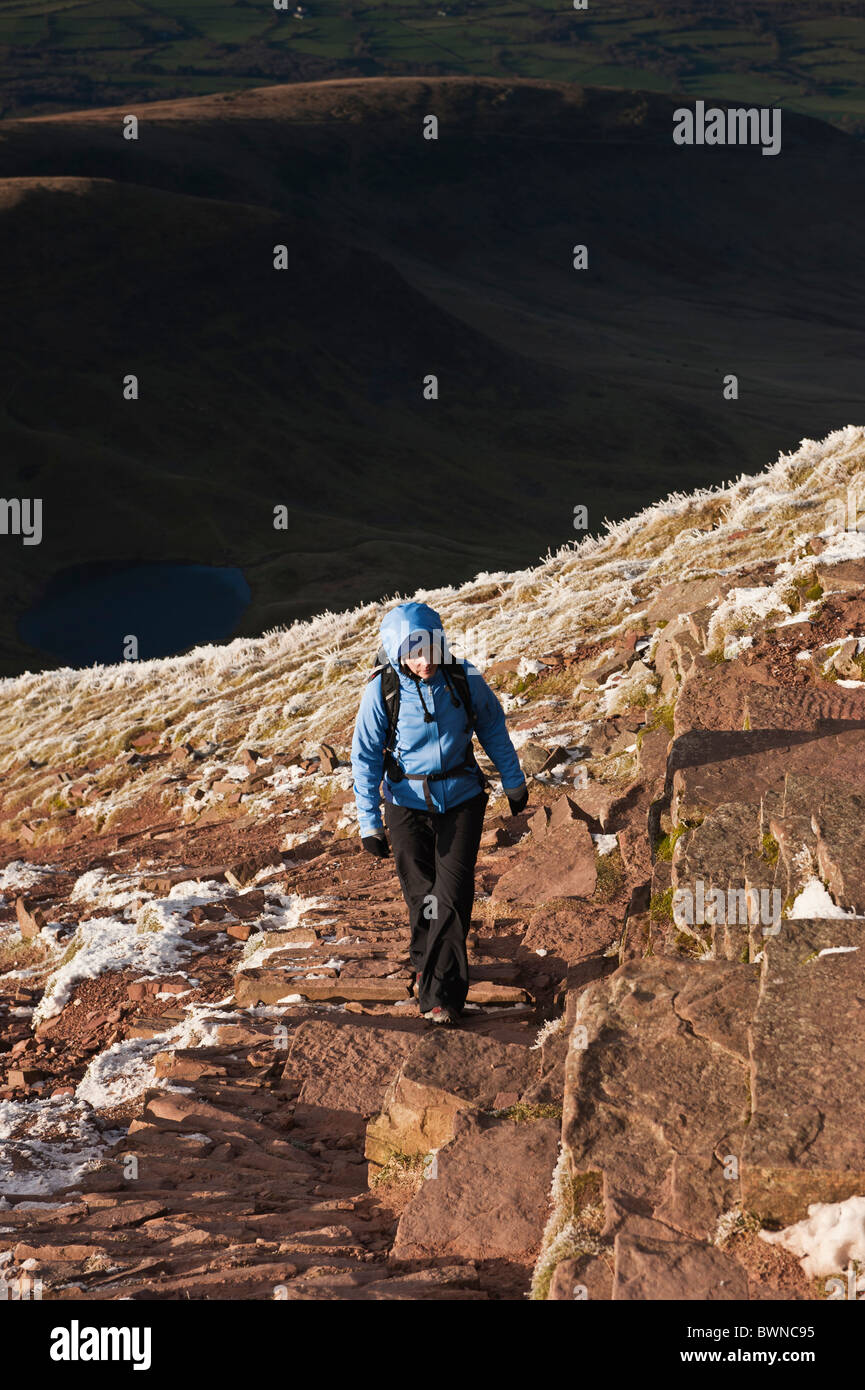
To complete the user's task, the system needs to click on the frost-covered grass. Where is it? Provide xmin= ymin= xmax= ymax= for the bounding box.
xmin=531 ymin=1015 xmax=565 ymax=1051
xmin=530 ymin=1145 xmax=606 ymax=1300
xmin=0 ymin=427 xmax=861 ymax=795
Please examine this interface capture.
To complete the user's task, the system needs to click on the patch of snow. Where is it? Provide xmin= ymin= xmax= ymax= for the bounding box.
xmin=789 ymin=879 xmax=852 ymax=920
xmin=600 ymin=660 xmax=655 ymax=715
xmin=518 ymin=658 xmax=546 ymax=679
xmin=70 ymin=867 xmax=152 ymax=911
xmin=75 ymin=1033 xmax=172 ymax=1108
xmin=261 ymin=892 xmax=332 ymax=934
xmin=33 ymin=889 xmax=220 ymax=1023
xmin=223 ymin=763 xmax=257 ymax=782
xmin=817 ymin=946 xmax=859 ymax=958
xmin=0 ymin=1095 xmax=123 ymax=1196
xmin=760 ymin=1195 xmax=865 ymax=1278
xmin=508 ymin=724 xmax=549 ymax=749
xmin=814 ymin=530 xmax=865 ymax=564
xmin=592 ymin=834 xmax=618 ymax=855
xmin=724 ymin=633 xmax=753 ymax=660
xmin=0 ymin=861 xmax=56 ymax=892
xmin=10 ymin=1200 xmax=72 ymax=1211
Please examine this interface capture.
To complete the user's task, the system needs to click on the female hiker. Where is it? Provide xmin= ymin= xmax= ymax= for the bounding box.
xmin=351 ymin=601 xmax=528 ymax=1025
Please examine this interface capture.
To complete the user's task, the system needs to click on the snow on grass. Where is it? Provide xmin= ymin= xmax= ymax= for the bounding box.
xmin=708 ymin=586 xmax=791 ymax=654
xmin=789 ymin=879 xmax=853 ymax=920
xmin=724 ymin=633 xmax=753 ymax=661
xmin=0 ymin=1095 xmax=123 ymax=1196
xmin=280 ymin=822 xmax=323 ymax=851
xmin=33 ymin=884 xmax=227 ymax=1023
xmin=759 ymin=1196 xmax=865 ymax=1278
xmin=70 ymin=867 xmax=152 ymax=911
xmin=75 ymin=1034 xmax=169 ymax=1109
xmin=0 ymin=861 xmax=57 ymax=892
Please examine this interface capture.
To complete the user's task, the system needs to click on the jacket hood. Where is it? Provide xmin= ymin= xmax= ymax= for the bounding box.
xmin=379 ymin=602 xmax=452 ymax=672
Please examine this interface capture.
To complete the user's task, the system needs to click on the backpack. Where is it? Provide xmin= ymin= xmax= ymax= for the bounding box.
xmin=366 ymin=646 xmax=487 ymax=806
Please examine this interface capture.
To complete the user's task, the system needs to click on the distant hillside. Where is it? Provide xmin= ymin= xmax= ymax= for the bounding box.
xmin=0 ymin=77 xmax=864 ymax=674
xmin=3 ymin=0 xmax=865 ymax=134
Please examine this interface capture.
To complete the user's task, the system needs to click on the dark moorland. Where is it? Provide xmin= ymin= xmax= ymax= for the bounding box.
xmin=1 ymin=76 xmax=863 ymax=671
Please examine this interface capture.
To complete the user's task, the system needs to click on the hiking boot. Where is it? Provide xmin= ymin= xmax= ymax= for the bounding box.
xmin=422 ymin=1005 xmax=457 ymax=1025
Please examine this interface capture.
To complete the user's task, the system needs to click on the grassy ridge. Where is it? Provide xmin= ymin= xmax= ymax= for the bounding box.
xmin=2 ymin=0 xmax=865 ymax=130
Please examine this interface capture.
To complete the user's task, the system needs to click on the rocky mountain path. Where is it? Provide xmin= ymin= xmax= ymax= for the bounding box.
xmin=6 ymin=535 xmax=865 ymax=1300
xmin=0 ymin=798 xmax=567 ymax=1301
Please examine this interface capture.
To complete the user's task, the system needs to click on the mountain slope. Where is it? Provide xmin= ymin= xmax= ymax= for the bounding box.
xmin=1 ymin=77 xmax=864 ymax=674
xmin=1 ymin=426 xmax=865 ymax=1302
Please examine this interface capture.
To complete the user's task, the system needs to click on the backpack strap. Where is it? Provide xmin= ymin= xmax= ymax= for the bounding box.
xmin=440 ymin=660 xmax=489 ymax=799
xmin=442 ymin=660 xmax=476 ymax=731
xmin=367 ymin=659 xmax=403 ymax=779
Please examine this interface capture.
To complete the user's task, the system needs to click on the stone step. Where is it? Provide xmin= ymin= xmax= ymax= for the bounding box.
xmin=234 ymin=969 xmax=411 ymax=1007
xmin=466 ymin=981 xmax=532 ymax=1005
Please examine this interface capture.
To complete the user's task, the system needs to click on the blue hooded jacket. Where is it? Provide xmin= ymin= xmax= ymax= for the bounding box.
xmin=351 ymin=601 xmax=526 ymax=836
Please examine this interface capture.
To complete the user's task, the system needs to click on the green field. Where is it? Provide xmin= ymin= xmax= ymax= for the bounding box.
xmin=2 ymin=0 xmax=865 ymax=129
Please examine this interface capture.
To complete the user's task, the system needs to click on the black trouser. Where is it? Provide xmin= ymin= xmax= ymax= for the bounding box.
xmin=385 ymin=790 xmax=488 ymax=1014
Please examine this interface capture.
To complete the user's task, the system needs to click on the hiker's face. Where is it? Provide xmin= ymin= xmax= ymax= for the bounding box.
xmin=402 ymin=632 xmax=441 ymax=681
xmin=404 ymin=654 xmax=438 ymax=681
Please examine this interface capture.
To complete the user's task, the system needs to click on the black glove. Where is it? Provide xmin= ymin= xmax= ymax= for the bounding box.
xmin=506 ymin=786 xmax=529 ymax=816
xmin=362 ymin=832 xmax=390 ymax=858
